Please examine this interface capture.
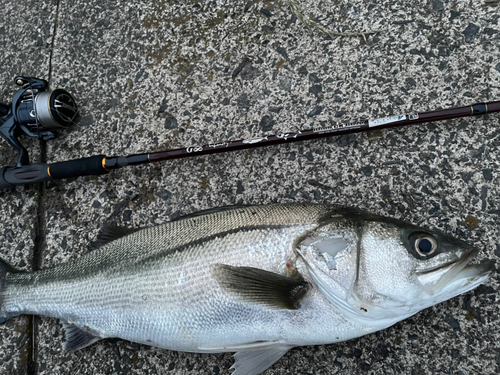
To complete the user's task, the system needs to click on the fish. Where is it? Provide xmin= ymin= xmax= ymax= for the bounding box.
xmin=0 ymin=204 xmax=493 ymax=375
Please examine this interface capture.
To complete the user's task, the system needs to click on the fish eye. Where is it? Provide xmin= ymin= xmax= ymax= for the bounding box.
xmin=410 ymin=233 xmax=438 ymax=257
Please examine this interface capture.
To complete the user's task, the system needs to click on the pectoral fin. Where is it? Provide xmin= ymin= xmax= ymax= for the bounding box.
xmin=212 ymin=264 xmax=309 ymax=310
xmin=61 ymin=321 xmax=102 ymax=352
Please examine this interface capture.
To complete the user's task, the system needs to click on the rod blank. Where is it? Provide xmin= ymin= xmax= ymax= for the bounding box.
xmin=104 ymin=100 xmax=500 ymax=170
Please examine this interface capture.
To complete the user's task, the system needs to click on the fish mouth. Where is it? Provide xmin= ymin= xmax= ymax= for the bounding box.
xmin=416 ymin=249 xmax=495 ymax=297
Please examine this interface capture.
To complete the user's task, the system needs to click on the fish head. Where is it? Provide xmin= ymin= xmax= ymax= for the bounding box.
xmin=356 ymin=220 xmax=493 ymax=311
xmin=298 ymin=212 xmax=494 ymax=327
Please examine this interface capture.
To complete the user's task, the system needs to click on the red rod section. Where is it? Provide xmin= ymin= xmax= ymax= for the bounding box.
xmin=104 ymin=100 xmax=500 ymax=169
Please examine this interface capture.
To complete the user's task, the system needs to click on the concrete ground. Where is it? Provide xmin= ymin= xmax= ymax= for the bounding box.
xmin=0 ymin=0 xmax=499 ymax=374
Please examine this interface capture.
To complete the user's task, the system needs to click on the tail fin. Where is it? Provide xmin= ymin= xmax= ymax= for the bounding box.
xmin=0 ymin=258 xmax=20 ymax=324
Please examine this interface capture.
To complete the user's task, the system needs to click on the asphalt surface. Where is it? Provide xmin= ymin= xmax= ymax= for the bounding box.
xmin=0 ymin=0 xmax=499 ymax=374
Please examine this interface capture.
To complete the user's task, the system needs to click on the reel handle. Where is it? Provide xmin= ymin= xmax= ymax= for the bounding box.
xmin=14 ymin=76 xmax=49 ymax=89
xmin=0 ymin=155 xmax=109 ymax=189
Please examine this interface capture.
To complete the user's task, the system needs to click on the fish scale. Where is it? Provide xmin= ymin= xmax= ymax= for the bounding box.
xmin=0 ymin=204 xmax=493 ymax=375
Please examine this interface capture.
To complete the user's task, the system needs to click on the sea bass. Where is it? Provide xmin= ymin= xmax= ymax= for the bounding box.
xmin=0 ymin=204 xmax=493 ymax=374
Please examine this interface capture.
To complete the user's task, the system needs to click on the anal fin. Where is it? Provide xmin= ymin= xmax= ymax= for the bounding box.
xmin=61 ymin=321 xmax=101 ymax=352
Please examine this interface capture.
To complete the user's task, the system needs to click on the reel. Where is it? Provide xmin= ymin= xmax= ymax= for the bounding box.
xmin=0 ymin=76 xmax=78 ymax=167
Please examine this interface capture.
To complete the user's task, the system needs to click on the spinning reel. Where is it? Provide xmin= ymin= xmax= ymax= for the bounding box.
xmin=0 ymin=76 xmax=78 ymax=167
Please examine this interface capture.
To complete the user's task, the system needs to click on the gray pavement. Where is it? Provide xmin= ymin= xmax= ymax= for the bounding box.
xmin=0 ymin=0 xmax=499 ymax=374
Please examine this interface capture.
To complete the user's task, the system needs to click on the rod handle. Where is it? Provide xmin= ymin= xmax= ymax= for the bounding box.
xmin=48 ymin=155 xmax=109 ymax=179
xmin=0 ymin=164 xmax=51 ymax=189
xmin=0 ymin=155 xmax=109 ymax=189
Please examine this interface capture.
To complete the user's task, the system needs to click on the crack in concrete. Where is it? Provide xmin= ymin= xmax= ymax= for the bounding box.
xmin=29 ymin=2 xmax=62 ymax=374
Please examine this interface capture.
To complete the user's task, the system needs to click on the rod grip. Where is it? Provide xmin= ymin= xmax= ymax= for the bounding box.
xmin=0 ymin=156 xmax=110 ymax=189
xmin=0 ymin=164 xmax=51 ymax=188
xmin=48 ymin=155 xmax=109 ymax=179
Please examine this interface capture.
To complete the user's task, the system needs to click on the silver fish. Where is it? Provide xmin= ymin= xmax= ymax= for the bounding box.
xmin=0 ymin=204 xmax=493 ymax=375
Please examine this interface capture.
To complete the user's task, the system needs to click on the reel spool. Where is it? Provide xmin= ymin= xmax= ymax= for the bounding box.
xmin=0 ymin=76 xmax=78 ymax=167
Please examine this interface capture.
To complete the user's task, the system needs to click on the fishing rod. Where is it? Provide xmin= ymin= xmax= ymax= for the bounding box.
xmin=0 ymin=76 xmax=499 ymax=189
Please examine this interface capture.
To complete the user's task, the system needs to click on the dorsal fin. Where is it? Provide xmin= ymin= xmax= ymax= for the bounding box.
xmin=171 ymin=205 xmax=251 ymax=222
xmin=0 ymin=258 xmax=21 ymax=274
xmin=92 ymin=226 xmax=139 ymax=249
xmin=61 ymin=321 xmax=101 ymax=352
xmin=212 ymin=264 xmax=310 ymax=310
